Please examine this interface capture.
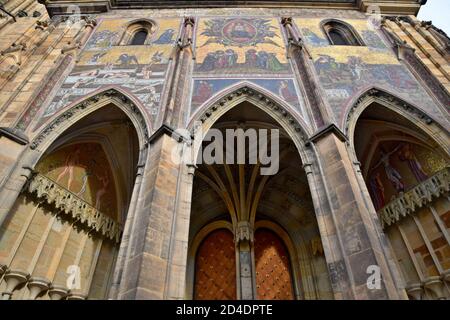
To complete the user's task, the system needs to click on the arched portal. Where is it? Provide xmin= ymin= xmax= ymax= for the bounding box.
xmin=186 ymin=96 xmax=332 ymax=300
xmin=351 ymin=98 xmax=450 ymax=300
xmin=0 ymin=92 xmax=146 ymax=300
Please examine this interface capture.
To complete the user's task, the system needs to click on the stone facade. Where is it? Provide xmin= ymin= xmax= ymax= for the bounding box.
xmin=0 ymin=0 xmax=449 ymax=300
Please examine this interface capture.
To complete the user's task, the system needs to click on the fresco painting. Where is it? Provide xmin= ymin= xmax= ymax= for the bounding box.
xmin=36 ymin=143 xmax=118 ymax=219
xmin=35 ymin=18 xmax=181 ymax=129
xmin=367 ymin=142 xmax=447 ymax=211
xmin=191 ymin=78 xmax=302 ymax=114
xmin=295 ymin=18 xmax=439 ymax=120
xmin=195 ymin=18 xmax=289 ymax=74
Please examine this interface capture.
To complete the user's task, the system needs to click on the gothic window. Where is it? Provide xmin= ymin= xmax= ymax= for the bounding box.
xmin=119 ymin=20 xmax=155 ymax=45
xmin=130 ymin=30 xmax=148 ymax=45
xmin=322 ymin=20 xmax=364 ymax=46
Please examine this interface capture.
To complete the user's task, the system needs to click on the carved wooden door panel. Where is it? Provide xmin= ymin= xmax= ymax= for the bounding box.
xmin=254 ymin=228 xmax=295 ymax=300
xmin=194 ymin=229 xmax=237 ymax=300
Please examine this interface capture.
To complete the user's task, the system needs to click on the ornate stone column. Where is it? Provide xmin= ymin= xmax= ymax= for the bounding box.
xmin=235 ymin=221 xmax=255 ymax=300
xmin=281 ymin=17 xmax=332 ymax=130
xmin=109 ymin=158 xmax=147 ymax=299
xmin=159 ymin=17 xmax=196 ymax=128
xmin=164 ymin=163 xmax=197 ymax=299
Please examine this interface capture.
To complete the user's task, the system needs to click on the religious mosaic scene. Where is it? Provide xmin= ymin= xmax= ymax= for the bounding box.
xmin=0 ymin=0 xmax=449 ymax=301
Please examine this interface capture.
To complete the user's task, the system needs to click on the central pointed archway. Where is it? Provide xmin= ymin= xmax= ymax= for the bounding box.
xmin=185 ymin=86 xmax=333 ymax=300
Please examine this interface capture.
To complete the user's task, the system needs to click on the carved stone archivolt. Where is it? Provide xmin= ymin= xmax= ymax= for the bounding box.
xmin=30 ymin=89 xmax=150 ymax=150
xmin=378 ymin=166 xmax=450 ymax=229
xmin=26 ymin=172 xmax=123 ymax=243
xmin=345 ymin=88 xmax=434 ymax=136
xmin=195 ymin=86 xmax=308 ymax=142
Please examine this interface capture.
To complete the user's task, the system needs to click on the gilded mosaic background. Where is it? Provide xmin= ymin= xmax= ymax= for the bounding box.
xmin=190 ymin=17 xmax=306 ymax=122
xmin=295 ymin=18 xmax=442 ymax=124
xmin=34 ymin=18 xmax=181 ymax=129
xmin=367 ymin=141 xmax=447 ymax=210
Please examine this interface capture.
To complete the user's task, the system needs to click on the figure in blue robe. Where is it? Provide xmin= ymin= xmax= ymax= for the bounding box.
xmin=153 ymin=29 xmax=175 ymax=44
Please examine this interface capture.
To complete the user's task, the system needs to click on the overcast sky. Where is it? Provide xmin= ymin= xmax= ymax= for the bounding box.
xmin=417 ymin=0 xmax=449 ymax=34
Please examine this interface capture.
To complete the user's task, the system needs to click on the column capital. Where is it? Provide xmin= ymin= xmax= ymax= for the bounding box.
xmin=234 ymin=221 xmax=254 ymax=244
xmin=48 ymin=285 xmax=69 ymax=300
xmin=27 ymin=277 xmax=51 ymax=299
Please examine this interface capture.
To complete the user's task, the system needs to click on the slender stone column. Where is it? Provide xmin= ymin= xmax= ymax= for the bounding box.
xmin=109 ymin=157 xmax=147 ymax=299
xmin=235 ymin=221 xmax=255 ymax=300
xmin=160 ymin=17 xmax=195 ymax=128
xmin=281 ymin=17 xmax=332 ymax=130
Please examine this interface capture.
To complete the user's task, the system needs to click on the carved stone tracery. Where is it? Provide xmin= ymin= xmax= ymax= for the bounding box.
xmin=25 ymin=172 xmax=123 ymax=243
xmin=30 ymin=89 xmax=150 ymax=150
xmin=378 ymin=166 xmax=450 ymax=228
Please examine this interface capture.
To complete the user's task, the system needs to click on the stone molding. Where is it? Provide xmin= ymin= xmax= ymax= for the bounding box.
xmin=345 ymin=88 xmax=434 ymax=135
xmin=196 ymin=85 xmax=308 ymax=141
xmin=30 ymin=89 xmax=150 ymax=151
xmin=0 ymin=127 xmax=29 ymax=145
xmin=378 ymin=166 xmax=450 ymax=229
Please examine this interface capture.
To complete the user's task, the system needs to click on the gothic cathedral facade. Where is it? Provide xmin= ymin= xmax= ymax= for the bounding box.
xmin=0 ymin=0 xmax=449 ymax=300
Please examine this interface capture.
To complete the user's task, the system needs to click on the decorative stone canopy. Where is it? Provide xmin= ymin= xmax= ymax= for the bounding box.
xmin=378 ymin=166 xmax=450 ymax=229
xmin=26 ymin=172 xmax=123 ymax=243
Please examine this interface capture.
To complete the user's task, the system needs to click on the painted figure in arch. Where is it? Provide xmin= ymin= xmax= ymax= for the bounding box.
xmin=372 ymin=146 xmax=405 ymax=193
xmin=192 ymin=80 xmax=213 ymax=104
xmin=76 ymin=170 xmax=92 ymax=200
xmin=56 ymin=147 xmax=81 ymax=191
xmin=369 ymin=172 xmax=386 ymax=210
xmin=399 ymin=143 xmax=428 ymax=182
xmin=95 ymin=170 xmax=110 ymax=212
xmin=278 ymin=80 xmax=297 ymax=103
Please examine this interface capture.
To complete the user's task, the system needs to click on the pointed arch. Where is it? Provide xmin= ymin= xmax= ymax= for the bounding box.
xmin=320 ymin=19 xmax=365 ymax=46
xmin=344 ymin=88 xmax=450 ymax=157
xmin=187 ymin=82 xmax=313 ymax=165
xmin=119 ymin=18 xmax=158 ymax=45
xmin=30 ymin=87 xmax=151 ymax=154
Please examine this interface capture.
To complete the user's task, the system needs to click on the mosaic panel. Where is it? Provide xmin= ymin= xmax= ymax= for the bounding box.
xmin=34 ymin=18 xmax=181 ymax=130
